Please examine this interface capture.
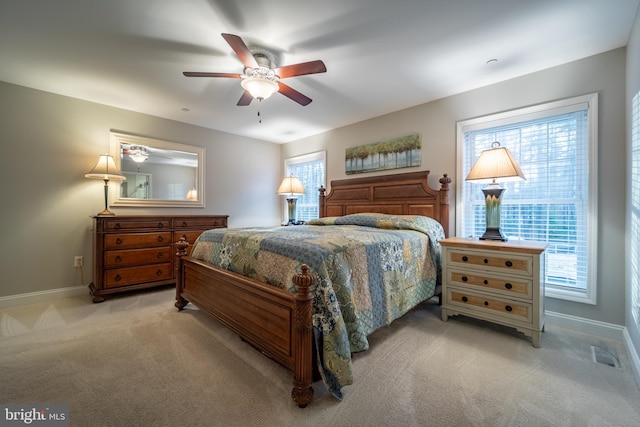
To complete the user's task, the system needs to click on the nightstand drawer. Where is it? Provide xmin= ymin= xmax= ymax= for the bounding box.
xmin=104 ymin=232 xmax=172 ymax=249
xmin=448 ymin=270 xmax=532 ymax=299
xmin=446 ymin=248 xmax=533 ymax=276
xmin=447 ymin=289 xmax=532 ymax=323
xmin=104 ymin=264 xmax=172 ymax=288
xmin=104 ymin=247 xmax=172 ymax=268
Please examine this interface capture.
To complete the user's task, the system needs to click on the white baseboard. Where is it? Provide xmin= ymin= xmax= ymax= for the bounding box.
xmin=623 ymin=328 xmax=640 ymax=390
xmin=0 ymin=286 xmax=89 ymax=309
xmin=545 ymin=310 xmax=625 ymax=341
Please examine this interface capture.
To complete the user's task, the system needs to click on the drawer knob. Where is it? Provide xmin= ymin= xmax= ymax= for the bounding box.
xmin=157 ymin=222 xmax=164 ymax=228
xmin=462 ymin=256 xmax=468 ymax=262
xmin=114 ymin=223 xmax=121 ymax=230
xmin=483 ymin=258 xmax=488 ymax=264
xmin=461 ymin=296 xmax=468 ymax=302
xmin=483 ymin=280 xmax=488 ymax=285
xmin=156 ymin=269 xmax=163 ymax=276
xmin=505 ymin=261 xmax=513 ymax=267
xmin=114 ymin=274 xmax=121 ymax=282
xmin=157 ymin=236 xmax=164 ymax=242
xmin=157 ymin=252 xmax=164 ymax=259
xmin=505 ymin=305 xmax=513 ymax=312
xmin=484 ymin=301 xmax=489 ymax=306
xmin=462 ymin=276 xmax=468 ymax=282
xmin=181 ymin=221 xmax=188 ymax=227
xmin=505 ymin=282 xmax=513 ymax=289
xmin=115 ymin=238 xmax=123 ymax=245
xmin=115 ymin=256 xmax=122 ymax=263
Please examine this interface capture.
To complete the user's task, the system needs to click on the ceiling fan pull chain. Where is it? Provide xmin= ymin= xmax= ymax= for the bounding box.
xmin=257 ymin=110 xmax=262 ymax=123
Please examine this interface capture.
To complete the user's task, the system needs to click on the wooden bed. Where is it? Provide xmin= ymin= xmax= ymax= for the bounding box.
xmin=175 ymin=170 xmax=451 ymax=407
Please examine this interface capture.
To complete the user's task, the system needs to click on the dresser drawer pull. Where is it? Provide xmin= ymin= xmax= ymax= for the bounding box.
xmin=114 ymin=274 xmax=121 ymax=282
xmin=462 ymin=256 xmax=468 ymax=262
xmin=115 ymin=256 xmax=122 ymax=263
xmin=462 ymin=276 xmax=468 ymax=282
xmin=505 ymin=260 xmax=513 ymax=267
xmin=157 ymin=236 xmax=164 ymax=242
xmin=505 ymin=305 xmax=513 ymax=312
xmin=483 ymin=280 xmax=488 ymax=285
xmin=484 ymin=301 xmax=489 ymax=306
xmin=156 ymin=269 xmax=163 ymax=276
xmin=181 ymin=221 xmax=188 ymax=227
xmin=115 ymin=238 xmax=123 ymax=245
xmin=114 ymin=223 xmax=121 ymax=230
xmin=505 ymin=283 xmax=513 ymax=289
xmin=484 ymin=258 xmax=488 ymax=264
xmin=461 ymin=296 xmax=468 ymax=302
xmin=213 ymin=221 xmax=219 ymax=226
xmin=157 ymin=222 xmax=164 ymax=228
xmin=157 ymin=252 xmax=164 ymax=259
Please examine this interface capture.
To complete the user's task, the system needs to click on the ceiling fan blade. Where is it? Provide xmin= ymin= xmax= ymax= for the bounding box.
xmin=221 ymin=33 xmax=259 ymax=68
xmin=183 ymin=72 xmax=242 ymax=78
xmin=274 ymin=60 xmax=326 ymax=79
xmin=237 ymin=90 xmax=253 ymax=106
xmin=278 ymin=82 xmax=312 ymax=106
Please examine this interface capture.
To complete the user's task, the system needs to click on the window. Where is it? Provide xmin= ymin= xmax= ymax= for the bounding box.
xmin=457 ymin=94 xmax=598 ymax=304
xmin=284 ymin=151 xmax=326 ymax=222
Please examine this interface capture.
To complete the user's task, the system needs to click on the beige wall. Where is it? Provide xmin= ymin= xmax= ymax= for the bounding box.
xmin=283 ymin=48 xmax=627 ymax=327
xmin=0 ymin=82 xmax=281 ymax=298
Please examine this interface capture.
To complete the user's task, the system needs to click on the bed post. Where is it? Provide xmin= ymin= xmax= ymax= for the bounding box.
xmin=439 ymin=174 xmax=452 ymax=237
xmin=291 ymin=264 xmax=315 ymax=408
xmin=318 ymin=185 xmax=327 ymax=218
xmin=175 ymin=236 xmax=189 ymax=311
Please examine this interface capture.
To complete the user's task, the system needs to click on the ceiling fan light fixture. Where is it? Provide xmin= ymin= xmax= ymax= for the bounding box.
xmin=128 ymin=145 xmax=148 ymax=163
xmin=241 ymin=68 xmax=279 ymax=100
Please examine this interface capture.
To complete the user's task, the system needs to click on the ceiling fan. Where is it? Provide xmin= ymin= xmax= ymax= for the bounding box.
xmin=183 ymin=33 xmax=326 ymax=106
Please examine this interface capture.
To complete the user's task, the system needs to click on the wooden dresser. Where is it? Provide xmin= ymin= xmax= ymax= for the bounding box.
xmin=440 ymin=237 xmax=547 ymax=347
xmin=91 ymin=215 xmax=228 ymax=302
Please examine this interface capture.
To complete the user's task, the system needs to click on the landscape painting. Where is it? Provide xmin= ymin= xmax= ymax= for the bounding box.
xmin=345 ymin=133 xmax=421 ymax=174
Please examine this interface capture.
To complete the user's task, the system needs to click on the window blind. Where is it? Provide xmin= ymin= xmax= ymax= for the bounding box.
xmin=285 ymin=151 xmax=326 ymax=222
xmin=460 ymin=96 xmax=596 ymax=301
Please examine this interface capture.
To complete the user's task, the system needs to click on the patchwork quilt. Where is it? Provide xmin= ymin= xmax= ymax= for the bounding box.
xmin=189 ymin=213 xmax=445 ymax=399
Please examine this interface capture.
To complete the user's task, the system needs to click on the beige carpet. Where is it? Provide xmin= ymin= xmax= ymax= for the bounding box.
xmin=1 ymin=287 xmax=639 ymax=427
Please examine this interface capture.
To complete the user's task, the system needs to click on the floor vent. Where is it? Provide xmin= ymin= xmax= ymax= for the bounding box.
xmin=591 ymin=344 xmax=620 ymax=368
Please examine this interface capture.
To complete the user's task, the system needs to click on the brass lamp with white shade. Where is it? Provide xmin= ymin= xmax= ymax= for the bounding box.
xmin=277 ymin=175 xmax=306 ymax=225
xmin=465 ymin=142 xmax=525 ymax=241
xmin=85 ymin=154 xmax=126 ymax=216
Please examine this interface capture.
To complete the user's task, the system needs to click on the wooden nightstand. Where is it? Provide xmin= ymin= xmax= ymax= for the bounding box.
xmin=440 ymin=237 xmax=547 ymax=347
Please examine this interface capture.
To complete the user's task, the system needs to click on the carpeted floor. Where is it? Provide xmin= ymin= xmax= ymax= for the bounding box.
xmin=1 ymin=287 xmax=639 ymax=426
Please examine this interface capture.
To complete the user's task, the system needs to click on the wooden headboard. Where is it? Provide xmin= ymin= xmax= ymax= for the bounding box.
xmin=319 ymin=171 xmax=451 ymax=237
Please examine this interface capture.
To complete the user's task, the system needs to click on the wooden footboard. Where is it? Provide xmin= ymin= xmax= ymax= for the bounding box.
xmin=175 ymin=252 xmax=316 ymax=408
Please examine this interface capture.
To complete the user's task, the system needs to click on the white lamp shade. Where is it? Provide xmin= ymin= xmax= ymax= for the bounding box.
xmin=465 ymin=144 xmax=525 ymax=183
xmin=85 ymin=154 xmax=126 ymax=181
xmin=241 ymin=77 xmax=279 ymax=100
xmin=277 ymin=176 xmax=306 ymax=195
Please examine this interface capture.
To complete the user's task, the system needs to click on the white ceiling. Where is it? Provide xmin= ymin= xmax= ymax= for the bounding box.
xmin=1 ymin=0 xmax=638 ymax=143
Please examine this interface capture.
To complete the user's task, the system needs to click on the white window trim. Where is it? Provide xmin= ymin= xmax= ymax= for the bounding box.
xmin=283 ymin=150 xmax=327 ymax=222
xmin=456 ymin=93 xmax=598 ymax=304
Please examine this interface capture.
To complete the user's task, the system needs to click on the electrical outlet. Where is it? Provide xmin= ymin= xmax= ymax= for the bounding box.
xmin=74 ymin=256 xmax=83 ymax=267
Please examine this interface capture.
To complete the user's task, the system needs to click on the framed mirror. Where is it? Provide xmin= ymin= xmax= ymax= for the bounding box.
xmin=110 ymin=131 xmax=205 ymax=208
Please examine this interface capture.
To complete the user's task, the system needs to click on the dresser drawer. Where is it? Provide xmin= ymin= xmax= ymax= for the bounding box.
xmin=104 ymin=247 xmax=172 ymax=268
xmin=104 ymin=232 xmax=172 ymax=250
xmin=101 ymin=218 xmax=171 ymax=231
xmin=173 ymin=216 xmax=227 ymax=229
xmin=446 ymin=248 xmax=533 ymax=277
xmin=447 ymin=288 xmax=532 ymax=323
xmin=104 ymin=264 xmax=172 ymax=288
xmin=448 ymin=270 xmax=532 ymax=299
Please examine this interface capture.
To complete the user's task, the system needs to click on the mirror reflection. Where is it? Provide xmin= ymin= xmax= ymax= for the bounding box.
xmin=110 ymin=131 xmax=205 ymax=208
